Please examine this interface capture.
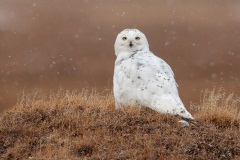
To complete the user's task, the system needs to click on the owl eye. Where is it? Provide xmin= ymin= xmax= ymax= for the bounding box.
xmin=135 ymin=37 xmax=140 ymax=40
xmin=122 ymin=37 xmax=127 ymax=40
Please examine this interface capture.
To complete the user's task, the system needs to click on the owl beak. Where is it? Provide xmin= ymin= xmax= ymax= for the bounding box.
xmin=129 ymin=41 xmax=133 ymax=47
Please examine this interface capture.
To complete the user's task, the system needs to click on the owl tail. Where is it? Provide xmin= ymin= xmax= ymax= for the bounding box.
xmin=150 ymin=95 xmax=194 ymax=120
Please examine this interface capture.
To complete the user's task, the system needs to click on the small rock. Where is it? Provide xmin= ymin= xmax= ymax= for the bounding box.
xmin=178 ymin=120 xmax=190 ymax=127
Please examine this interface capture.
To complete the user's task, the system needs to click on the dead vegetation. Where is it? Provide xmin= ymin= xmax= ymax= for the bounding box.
xmin=0 ymin=89 xmax=240 ymax=159
xmin=195 ymin=89 xmax=240 ymax=129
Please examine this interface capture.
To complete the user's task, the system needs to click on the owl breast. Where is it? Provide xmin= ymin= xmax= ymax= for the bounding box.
xmin=113 ymin=51 xmax=158 ymax=107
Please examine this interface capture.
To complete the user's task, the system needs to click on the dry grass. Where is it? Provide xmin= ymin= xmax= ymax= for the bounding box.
xmin=195 ymin=89 xmax=240 ymax=129
xmin=0 ymin=88 xmax=240 ymax=159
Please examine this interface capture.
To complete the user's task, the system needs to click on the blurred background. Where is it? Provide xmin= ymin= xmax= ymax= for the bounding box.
xmin=0 ymin=0 xmax=240 ymax=111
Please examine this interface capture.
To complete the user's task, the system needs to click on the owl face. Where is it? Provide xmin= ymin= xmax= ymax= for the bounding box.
xmin=114 ymin=29 xmax=149 ymax=56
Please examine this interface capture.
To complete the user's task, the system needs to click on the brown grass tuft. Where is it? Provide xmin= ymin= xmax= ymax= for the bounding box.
xmin=0 ymin=89 xmax=240 ymax=159
xmin=195 ymin=89 xmax=240 ymax=129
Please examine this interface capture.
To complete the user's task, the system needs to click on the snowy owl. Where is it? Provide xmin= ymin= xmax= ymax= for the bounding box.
xmin=113 ymin=29 xmax=194 ymax=119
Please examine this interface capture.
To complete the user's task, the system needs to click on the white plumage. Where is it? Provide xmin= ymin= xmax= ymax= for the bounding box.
xmin=113 ymin=29 xmax=194 ymax=119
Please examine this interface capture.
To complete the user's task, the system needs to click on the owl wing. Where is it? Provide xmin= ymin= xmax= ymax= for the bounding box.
xmin=137 ymin=53 xmax=178 ymax=95
xmin=137 ymin=53 xmax=194 ymax=119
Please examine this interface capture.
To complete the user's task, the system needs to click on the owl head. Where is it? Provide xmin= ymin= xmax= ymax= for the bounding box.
xmin=114 ymin=29 xmax=149 ymax=56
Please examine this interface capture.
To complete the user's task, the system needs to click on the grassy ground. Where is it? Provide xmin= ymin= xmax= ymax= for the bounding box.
xmin=0 ymin=89 xmax=240 ymax=159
